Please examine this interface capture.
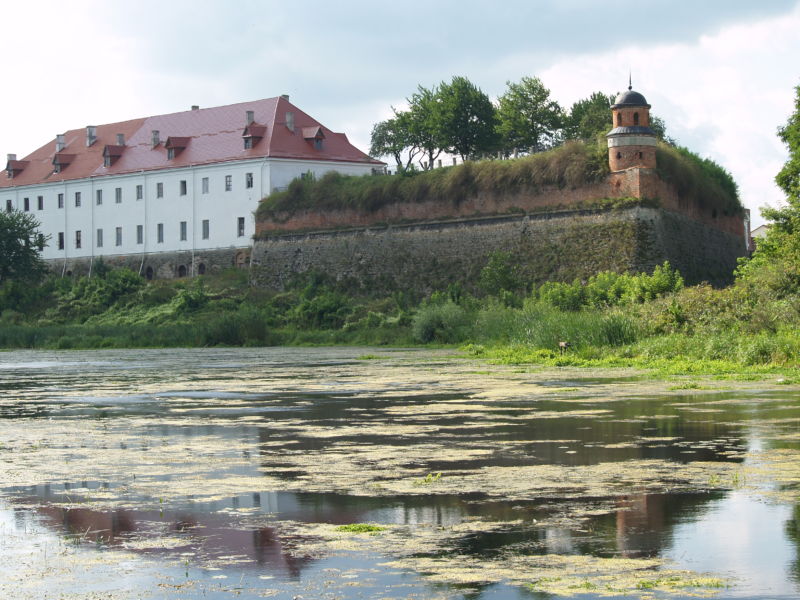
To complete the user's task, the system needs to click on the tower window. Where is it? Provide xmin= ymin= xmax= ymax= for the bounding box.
xmin=639 ymin=152 xmax=643 ymax=159
xmin=617 ymin=113 xmax=622 ymax=126
xmin=616 ymin=152 xmax=622 ymax=159
xmin=634 ymin=112 xmax=640 ymax=126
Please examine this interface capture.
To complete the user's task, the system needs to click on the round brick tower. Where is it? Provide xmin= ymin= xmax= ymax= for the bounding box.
xmin=606 ymin=84 xmax=657 ymax=171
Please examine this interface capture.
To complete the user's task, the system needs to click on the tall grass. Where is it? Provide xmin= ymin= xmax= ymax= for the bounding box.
xmin=256 ymin=142 xmax=609 ymax=221
xmin=656 ymin=144 xmax=742 ymax=216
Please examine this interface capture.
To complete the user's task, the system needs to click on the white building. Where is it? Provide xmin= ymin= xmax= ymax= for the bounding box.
xmin=1 ymin=96 xmax=384 ymax=278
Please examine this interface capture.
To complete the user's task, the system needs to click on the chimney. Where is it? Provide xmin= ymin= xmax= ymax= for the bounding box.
xmin=6 ymin=153 xmax=16 ymax=162
xmin=116 ymin=133 xmax=125 ymax=146
xmin=246 ymin=110 xmax=255 ymax=125
xmin=281 ymin=94 xmax=290 ymax=101
xmin=86 ymin=126 xmax=97 ymax=147
xmin=191 ymin=105 xmax=199 ymax=111
xmin=56 ymin=134 xmax=65 ymax=152
xmin=152 ymin=130 xmax=160 ymax=147
xmin=286 ymin=111 xmax=294 ymax=133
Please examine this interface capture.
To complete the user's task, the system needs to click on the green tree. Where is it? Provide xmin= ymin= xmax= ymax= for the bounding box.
xmin=563 ymin=92 xmax=613 ymax=141
xmin=496 ymin=76 xmax=564 ymax=156
xmin=437 ymin=76 xmax=499 ymax=161
xmin=369 ymin=113 xmax=422 ymax=170
xmin=407 ymin=84 xmax=447 ymax=170
xmin=738 ymin=83 xmax=800 ymax=292
xmin=0 ymin=209 xmax=47 ymax=284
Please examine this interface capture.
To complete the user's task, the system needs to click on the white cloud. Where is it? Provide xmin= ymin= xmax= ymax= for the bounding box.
xmin=540 ymin=5 xmax=800 ymax=226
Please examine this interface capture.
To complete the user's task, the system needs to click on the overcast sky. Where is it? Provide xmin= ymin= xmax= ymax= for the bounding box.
xmin=3 ymin=0 xmax=799 ymax=226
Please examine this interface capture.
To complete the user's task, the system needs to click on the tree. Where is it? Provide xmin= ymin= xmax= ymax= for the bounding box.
xmin=496 ymin=76 xmax=564 ymax=156
xmin=0 ymin=209 xmax=48 ymax=284
xmin=437 ymin=76 xmax=499 ymax=161
xmin=369 ymin=113 xmax=422 ymax=171
xmin=563 ymin=92 xmax=613 ymax=141
xmin=406 ymin=84 xmax=447 ymax=170
xmin=737 ymin=83 xmax=800 ymax=293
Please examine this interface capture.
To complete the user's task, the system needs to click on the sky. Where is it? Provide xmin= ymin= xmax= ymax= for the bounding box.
xmin=2 ymin=0 xmax=799 ymax=227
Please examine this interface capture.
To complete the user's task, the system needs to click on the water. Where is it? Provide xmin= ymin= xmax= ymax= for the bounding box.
xmin=0 ymin=347 xmax=797 ymax=599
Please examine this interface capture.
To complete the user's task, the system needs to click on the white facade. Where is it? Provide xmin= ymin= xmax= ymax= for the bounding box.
xmin=3 ymin=156 xmax=376 ymax=263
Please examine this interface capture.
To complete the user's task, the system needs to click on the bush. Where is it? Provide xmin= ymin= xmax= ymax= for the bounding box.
xmin=412 ymin=301 xmax=470 ymax=343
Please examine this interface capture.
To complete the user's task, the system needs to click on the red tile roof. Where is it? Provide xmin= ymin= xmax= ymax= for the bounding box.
xmin=1 ymin=97 xmax=382 ymax=189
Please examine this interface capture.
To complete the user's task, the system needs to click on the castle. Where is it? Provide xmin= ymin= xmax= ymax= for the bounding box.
xmin=249 ymin=85 xmax=750 ymax=290
xmin=1 ymin=97 xmax=383 ymax=278
xmin=3 ymin=86 xmax=749 ymax=288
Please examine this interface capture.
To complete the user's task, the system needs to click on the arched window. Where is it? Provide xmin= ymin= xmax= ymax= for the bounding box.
xmin=145 ymin=266 xmax=154 ymax=280
xmin=177 ymin=264 xmax=187 ymax=277
xmin=638 ymin=152 xmax=643 ymax=159
xmin=633 ymin=112 xmax=640 ymax=126
xmin=616 ymin=113 xmax=622 ymax=126
xmin=198 ymin=263 xmax=206 ymax=275
xmin=616 ymin=152 xmax=622 ymax=159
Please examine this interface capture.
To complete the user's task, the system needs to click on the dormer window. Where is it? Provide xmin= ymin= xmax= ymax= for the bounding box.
xmin=302 ymin=126 xmax=325 ymax=151
xmin=52 ymin=152 xmax=75 ymax=174
xmin=242 ymin=123 xmax=266 ymax=149
xmin=165 ymin=136 xmax=190 ymax=159
xmin=5 ymin=155 xmax=28 ymax=179
xmin=102 ymin=145 xmax=124 ymax=167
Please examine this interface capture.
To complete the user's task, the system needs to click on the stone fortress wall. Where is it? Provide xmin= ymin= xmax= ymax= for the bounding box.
xmin=250 ymin=168 xmax=747 ymax=293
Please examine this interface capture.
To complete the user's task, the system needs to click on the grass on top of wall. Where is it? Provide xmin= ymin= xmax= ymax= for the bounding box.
xmin=655 ymin=144 xmax=743 ymax=216
xmin=256 ymin=141 xmax=610 ymax=221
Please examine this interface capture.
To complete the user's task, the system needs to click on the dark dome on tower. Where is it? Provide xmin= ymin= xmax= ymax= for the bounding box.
xmin=612 ymin=87 xmax=650 ymax=109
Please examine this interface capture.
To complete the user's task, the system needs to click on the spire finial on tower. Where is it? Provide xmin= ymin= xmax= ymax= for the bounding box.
xmin=628 ymin=71 xmax=632 ymax=91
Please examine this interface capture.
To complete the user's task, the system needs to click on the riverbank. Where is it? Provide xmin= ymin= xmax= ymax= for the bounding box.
xmin=1 ymin=252 xmax=800 ymax=378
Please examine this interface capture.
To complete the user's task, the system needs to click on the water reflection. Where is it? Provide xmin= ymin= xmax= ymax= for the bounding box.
xmin=1 ymin=347 xmax=799 ymax=599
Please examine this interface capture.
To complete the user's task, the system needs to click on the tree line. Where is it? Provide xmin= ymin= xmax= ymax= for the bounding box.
xmin=369 ymin=75 xmax=667 ymax=170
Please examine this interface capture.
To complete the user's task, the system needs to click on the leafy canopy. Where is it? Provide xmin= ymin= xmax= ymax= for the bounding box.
xmin=496 ymin=76 xmax=563 ymax=155
xmin=0 ymin=209 xmax=47 ymax=284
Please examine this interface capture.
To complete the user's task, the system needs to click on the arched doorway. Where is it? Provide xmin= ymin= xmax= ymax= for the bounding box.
xmin=177 ymin=265 xmax=187 ymax=277
xmin=145 ymin=266 xmax=154 ymax=280
xmin=197 ymin=263 xmax=206 ymax=275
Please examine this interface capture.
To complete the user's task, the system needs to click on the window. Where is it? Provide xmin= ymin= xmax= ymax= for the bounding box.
xmin=115 ymin=227 xmax=122 ymax=246
xmin=617 ymin=113 xmax=622 ymax=126
xmin=167 ymin=148 xmax=175 ymax=160
xmin=58 ymin=193 xmax=64 ymax=209
xmin=633 ymin=112 xmax=640 ymax=126
xmin=37 ymin=196 xmax=43 ymax=210
xmin=97 ymin=228 xmax=103 ymax=248
xmin=244 ymin=137 xmax=253 ymax=149
xmin=96 ymin=189 xmax=103 ymax=205
xmin=157 ymin=223 xmax=164 ymax=243
xmin=103 ymin=155 xmax=112 ymax=168
xmin=156 ymin=182 xmax=163 ymax=198
xmin=23 ymin=197 xmax=29 ymax=212
xmin=58 ymin=232 xmax=65 ymax=250
xmin=202 ymin=219 xmax=209 ymax=239
xmin=136 ymin=184 xmax=143 ymax=200
xmin=314 ymin=139 xmax=323 ymax=151
xmin=180 ymin=221 xmax=187 ymax=241
xmin=5 ymin=199 xmax=11 ymax=212
xmin=237 ymin=217 xmax=245 ymax=237
xmin=201 ymin=177 xmax=209 ymax=194
xmin=115 ymin=187 xmax=122 ymax=203
xmin=75 ymin=230 xmax=81 ymax=249
xmin=224 ymin=175 xmax=232 ymax=191
xmin=136 ymin=225 xmax=143 ymax=245
xmin=179 ymin=180 xmax=187 ymax=196
xmin=75 ymin=191 xmax=81 ymax=207
xmin=245 ymin=173 xmax=253 ymax=189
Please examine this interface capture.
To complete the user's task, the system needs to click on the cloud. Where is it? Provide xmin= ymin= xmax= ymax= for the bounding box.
xmin=538 ymin=4 xmax=800 ymax=226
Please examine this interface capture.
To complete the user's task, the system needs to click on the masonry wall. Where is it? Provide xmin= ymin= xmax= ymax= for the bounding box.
xmin=47 ymin=247 xmax=250 ymax=279
xmin=250 ymin=206 xmax=746 ymax=293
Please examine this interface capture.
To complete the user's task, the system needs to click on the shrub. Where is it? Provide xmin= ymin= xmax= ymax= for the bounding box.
xmin=412 ymin=301 xmax=470 ymax=343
